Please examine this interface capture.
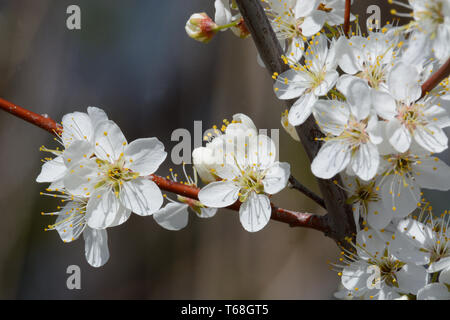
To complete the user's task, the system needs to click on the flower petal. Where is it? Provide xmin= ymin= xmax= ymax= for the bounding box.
xmin=153 ymin=202 xmax=189 ymax=231
xmin=263 ymin=162 xmax=290 ymax=195
xmin=124 ymin=138 xmax=167 ymax=175
xmin=388 ymin=62 xmax=421 ymax=104
xmin=83 ymin=227 xmax=110 ymax=268
xmin=36 ymin=156 xmax=66 ymax=183
xmin=351 ymin=143 xmax=379 ymax=181
xmin=311 ymin=140 xmax=351 ymax=179
xmin=288 ymin=92 xmax=317 ymax=126
xmin=413 ymin=125 xmax=448 ymax=153
xmin=119 ymin=178 xmax=163 ymax=216
xmin=94 ymin=120 xmax=127 ymax=162
xmin=386 ymin=118 xmax=411 ymax=153
xmin=239 ymin=192 xmax=271 ymax=232
xmin=86 ymin=189 xmax=131 ymax=229
xmin=198 ymin=181 xmax=240 ymax=208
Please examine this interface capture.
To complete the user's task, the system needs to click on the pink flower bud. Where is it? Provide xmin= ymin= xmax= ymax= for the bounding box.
xmin=185 ymin=13 xmax=218 ymax=43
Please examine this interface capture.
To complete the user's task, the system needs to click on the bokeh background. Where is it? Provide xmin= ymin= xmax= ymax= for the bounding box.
xmin=0 ymin=0 xmax=447 ymax=299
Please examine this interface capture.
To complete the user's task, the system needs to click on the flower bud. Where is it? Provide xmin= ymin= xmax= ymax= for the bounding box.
xmin=231 ymin=17 xmax=251 ymax=39
xmin=185 ymin=13 xmax=218 ymax=43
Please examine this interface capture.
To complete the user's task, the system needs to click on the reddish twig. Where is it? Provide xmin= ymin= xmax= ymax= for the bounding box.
xmin=0 ymin=96 xmax=329 ymax=233
xmin=0 ymin=97 xmax=62 ymax=135
xmin=151 ymin=174 xmax=329 ymax=233
xmin=343 ymin=0 xmax=351 ymax=37
xmin=421 ymin=58 xmax=450 ymax=99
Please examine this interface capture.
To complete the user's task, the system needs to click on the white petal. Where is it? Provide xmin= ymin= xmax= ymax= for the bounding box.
xmin=396 ymin=264 xmax=428 ymax=295
xmin=87 ymin=106 xmax=108 ymax=129
xmin=247 ymin=134 xmax=277 ymax=170
xmin=300 ymin=11 xmax=326 ymax=37
xmin=119 ymin=178 xmax=163 ymax=216
xmin=313 ymin=99 xmax=350 ymax=136
xmin=341 ymin=263 xmax=370 ymax=292
xmin=263 ymin=162 xmax=290 ymax=195
xmin=413 ymin=125 xmax=448 ymax=153
xmin=239 ymin=192 xmax=271 ymax=232
xmin=94 ymin=120 xmax=127 ymax=162
xmin=198 ymin=181 xmax=240 ymax=208
xmin=311 ymin=140 xmax=351 ymax=179
xmin=428 ymin=257 xmax=450 ymax=273
xmin=83 ymin=227 xmax=110 ymax=268
xmin=274 ymin=69 xmax=309 ymax=100
xmin=387 ymin=119 xmax=412 ymax=153
xmin=345 ymin=78 xmax=371 ymax=120
xmin=351 ymin=143 xmax=379 ymax=181
xmin=412 ymin=157 xmax=450 ymax=191
xmin=86 ymin=189 xmax=131 ymax=229
xmin=288 ymin=92 xmax=317 ymax=126
xmin=124 ymin=138 xmax=167 ymax=175
xmin=366 ymin=199 xmax=392 ymax=230
xmin=63 ymin=159 xmax=100 ymax=197
xmin=439 ymin=266 xmax=450 ymax=285
xmin=388 ymin=62 xmax=421 ymax=104
xmin=153 ymin=202 xmax=189 ymax=231
xmin=417 ymin=283 xmax=450 ymax=300
xmin=336 ymin=37 xmax=362 ymax=74
xmin=214 ymin=0 xmax=232 ymax=26
xmin=36 ymin=156 xmax=66 ymax=183
xmin=63 ymin=140 xmax=94 ymax=167
xmin=54 ymin=201 xmax=86 ymax=243
xmin=61 ymin=112 xmax=93 ymax=146
xmin=371 ymin=90 xmax=397 ymax=120
xmin=294 ymin=0 xmax=319 ymax=17
xmin=379 ymin=174 xmax=420 ymax=219
xmin=391 ymin=230 xmax=430 ymax=265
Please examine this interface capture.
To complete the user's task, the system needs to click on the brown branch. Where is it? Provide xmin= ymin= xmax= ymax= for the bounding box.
xmin=288 ymin=175 xmax=326 ymax=209
xmin=152 ymin=174 xmax=329 ymax=233
xmin=235 ymin=0 xmax=356 ymax=244
xmin=0 ymin=96 xmax=329 ymax=233
xmin=421 ymin=58 xmax=450 ymax=99
xmin=0 ymin=97 xmax=62 ymax=134
xmin=343 ymin=0 xmax=351 ymax=37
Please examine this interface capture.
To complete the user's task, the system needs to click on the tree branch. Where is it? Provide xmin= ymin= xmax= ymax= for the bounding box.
xmin=288 ymin=175 xmax=326 ymax=209
xmin=235 ymin=0 xmax=355 ymax=244
xmin=421 ymin=58 xmax=450 ymax=99
xmin=0 ymin=96 xmax=329 ymax=233
xmin=343 ymin=0 xmax=351 ymax=37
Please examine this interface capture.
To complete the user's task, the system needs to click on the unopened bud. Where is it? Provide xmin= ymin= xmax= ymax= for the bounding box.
xmin=185 ymin=13 xmax=218 ymax=43
xmin=231 ymin=17 xmax=251 ymax=39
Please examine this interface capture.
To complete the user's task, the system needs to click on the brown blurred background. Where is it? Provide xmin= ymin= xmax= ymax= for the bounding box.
xmin=0 ymin=0 xmax=447 ymax=299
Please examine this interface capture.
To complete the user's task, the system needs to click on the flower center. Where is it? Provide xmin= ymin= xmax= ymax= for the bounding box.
xmin=347 ymin=180 xmax=380 ymax=211
xmin=95 ymin=158 xmax=139 ymax=196
xmin=235 ymin=166 xmax=265 ymax=202
xmin=397 ymin=103 xmax=425 ymax=131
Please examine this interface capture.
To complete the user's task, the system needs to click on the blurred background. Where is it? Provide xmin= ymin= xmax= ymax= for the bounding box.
xmin=0 ymin=0 xmax=447 ymax=299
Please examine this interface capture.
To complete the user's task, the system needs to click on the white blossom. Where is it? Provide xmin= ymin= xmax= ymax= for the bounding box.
xmin=274 ymin=34 xmax=339 ymax=126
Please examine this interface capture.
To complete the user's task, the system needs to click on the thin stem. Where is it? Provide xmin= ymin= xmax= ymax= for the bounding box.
xmin=343 ymin=0 xmax=351 ymax=37
xmin=152 ymin=174 xmax=329 ymax=233
xmin=0 ymin=97 xmax=62 ymax=135
xmin=288 ymin=175 xmax=326 ymax=209
xmin=421 ymin=58 xmax=450 ymax=99
xmin=0 ymin=96 xmax=329 ymax=233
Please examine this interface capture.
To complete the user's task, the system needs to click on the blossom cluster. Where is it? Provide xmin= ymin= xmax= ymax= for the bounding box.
xmin=36 ymin=109 xmax=289 ymax=266
xmin=184 ymin=0 xmax=450 ymax=299
xmin=36 ymin=107 xmax=168 ymax=267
